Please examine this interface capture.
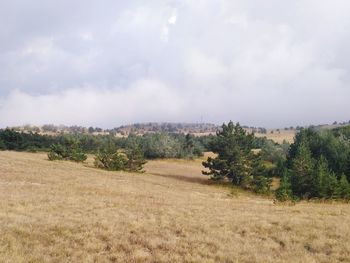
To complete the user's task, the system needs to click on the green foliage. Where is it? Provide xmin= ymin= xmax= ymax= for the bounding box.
xmin=94 ymin=148 xmax=127 ymax=171
xmin=47 ymin=144 xmax=65 ymax=160
xmin=182 ymin=133 xmax=204 ymax=159
xmin=0 ymin=129 xmax=207 ymax=159
xmin=290 ymin=140 xmax=314 ymax=198
xmin=202 ymin=122 xmax=271 ymax=191
xmin=251 ymin=155 xmax=272 ymax=194
xmin=335 ymin=174 xmax=350 ymax=199
xmin=124 ymin=137 xmax=147 ymax=172
xmin=94 ymin=136 xmax=147 ymax=172
xmin=313 ymin=156 xmax=337 ymax=198
xmin=48 ymin=139 xmax=87 ymax=162
xmin=0 ymin=139 xmax=6 ymax=150
xmin=141 ymin=133 xmax=182 ymax=159
xmin=277 ymin=126 xmax=350 ymax=201
xmin=275 ymin=175 xmax=293 ymax=201
xmin=260 ymin=139 xmax=289 ymax=164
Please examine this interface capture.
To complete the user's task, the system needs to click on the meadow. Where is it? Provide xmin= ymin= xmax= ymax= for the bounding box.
xmin=0 ymin=151 xmax=349 ymax=262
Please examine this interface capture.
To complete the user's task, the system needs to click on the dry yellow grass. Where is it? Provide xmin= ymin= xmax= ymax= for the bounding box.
xmin=255 ymin=130 xmax=296 ymax=144
xmin=0 ymin=151 xmax=350 ymax=262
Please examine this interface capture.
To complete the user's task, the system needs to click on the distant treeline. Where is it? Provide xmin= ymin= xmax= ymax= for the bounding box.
xmin=0 ymin=129 xmax=212 ymax=159
xmin=0 ymin=128 xmax=274 ymax=159
xmin=3 ymin=123 xmax=349 ymax=200
xmin=12 ymin=123 xmax=220 ymax=136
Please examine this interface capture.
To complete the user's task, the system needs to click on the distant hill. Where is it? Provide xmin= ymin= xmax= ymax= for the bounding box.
xmin=112 ymin=122 xmax=218 ymax=135
xmin=8 ymin=123 xmax=220 ymax=136
xmin=6 ymin=120 xmax=350 ymax=139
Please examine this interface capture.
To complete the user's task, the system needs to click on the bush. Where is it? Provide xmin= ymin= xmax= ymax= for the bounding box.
xmin=141 ymin=133 xmax=182 ymax=159
xmin=335 ymin=174 xmax=350 ymax=199
xmin=125 ymin=146 xmax=146 ymax=172
xmin=275 ymin=175 xmax=293 ymax=201
xmin=94 ymin=148 xmax=127 ymax=171
xmin=48 ymin=139 xmax=87 ymax=162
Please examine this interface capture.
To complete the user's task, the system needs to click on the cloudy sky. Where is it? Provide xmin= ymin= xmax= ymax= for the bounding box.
xmin=0 ymin=0 xmax=349 ymax=128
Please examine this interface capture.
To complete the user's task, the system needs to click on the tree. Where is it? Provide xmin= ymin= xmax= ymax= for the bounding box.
xmin=336 ymin=174 xmax=350 ymax=199
xmin=125 ymin=140 xmax=147 ymax=172
xmin=48 ymin=138 xmax=87 ymax=162
xmin=202 ymin=122 xmax=263 ymax=188
xmin=0 ymin=139 xmax=6 ymax=150
xmin=313 ymin=156 xmax=338 ymax=198
xmin=251 ymin=154 xmax=272 ymax=194
xmin=289 ymin=138 xmax=314 ymax=198
xmin=94 ymin=147 xmax=127 ymax=171
xmin=142 ymin=133 xmax=182 ymax=159
xmin=275 ymin=175 xmax=293 ymax=201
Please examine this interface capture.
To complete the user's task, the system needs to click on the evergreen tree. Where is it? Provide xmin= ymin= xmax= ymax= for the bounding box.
xmin=314 ymin=156 xmax=335 ymax=198
xmin=125 ymin=143 xmax=147 ymax=173
xmin=0 ymin=139 xmax=6 ymax=150
xmin=202 ymin=122 xmax=264 ymax=189
xmin=290 ymin=140 xmax=314 ymax=198
xmin=94 ymin=147 xmax=127 ymax=171
xmin=48 ymin=138 xmax=87 ymax=162
xmin=275 ymin=174 xmax=293 ymax=201
xmin=251 ymin=154 xmax=272 ymax=194
xmin=48 ymin=143 xmax=65 ymax=160
xmin=336 ymin=174 xmax=350 ymax=199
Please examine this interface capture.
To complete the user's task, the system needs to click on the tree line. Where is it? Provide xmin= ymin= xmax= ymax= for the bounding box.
xmin=202 ymin=121 xmax=350 ymax=201
xmin=3 ymin=122 xmax=349 ymax=201
xmin=276 ymin=126 xmax=350 ymax=200
xmin=0 ymin=129 xmax=210 ymax=159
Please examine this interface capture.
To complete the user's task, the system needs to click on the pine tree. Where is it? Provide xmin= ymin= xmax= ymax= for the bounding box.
xmin=48 ymin=138 xmax=87 ymax=162
xmin=48 ymin=143 xmax=65 ymax=160
xmin=335 ymin=174 xmax=350 ymax=199
xmin=202 ymin=122 xmax=256 ymax=188
xmin=290 ymin=140 xmax=314 ymax=198
xmin=275 ymin=174 xmax=293 ymax=201
xmin=125 ymin=144 xmax=147 ymax=173
xmin=314 ymin=156 xmax=334 ymax=198
xmin=0 ymin=139 xmax=6 ymax=150
xmin=94 ymin=148 xmax=127 ymax=171
xmin=251 ymin=154 xmax=272 ymax=194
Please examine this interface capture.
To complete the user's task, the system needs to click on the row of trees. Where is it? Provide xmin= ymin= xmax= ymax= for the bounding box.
xmin=4 ymin=122 xmax=349 ymax=201
xmin=276 ymin=127 xmax=350 ymax=200
xmin=0 ymin=129 xmax=208 ymax=159
xmin=47 ymin=137 xmax=146 ymax=172
xmin=202 ymin=122 xmax=350 ymax=201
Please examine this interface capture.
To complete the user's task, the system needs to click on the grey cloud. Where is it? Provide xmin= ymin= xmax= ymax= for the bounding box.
xmin=0 ymin=0 xmax=349 ymax=128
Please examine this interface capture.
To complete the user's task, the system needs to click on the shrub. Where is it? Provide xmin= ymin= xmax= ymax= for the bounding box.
xmin=94 ymin=149 xmax=127 ymax=171
xmin=125 ymin=146 xmax=146 ymax=172
xmin=275 ymin=175 xmax=293 ymax=201
xmin=335 ymin=174 xmax=350 ymax=199
xmin=48 ymin=139 xmax=87 ymax=162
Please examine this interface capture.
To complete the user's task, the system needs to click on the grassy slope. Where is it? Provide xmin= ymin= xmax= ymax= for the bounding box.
xmin=0 ymin=151 xmax=349 ymax=263
xmin=255 ymin=130 xmax=296 ymax=144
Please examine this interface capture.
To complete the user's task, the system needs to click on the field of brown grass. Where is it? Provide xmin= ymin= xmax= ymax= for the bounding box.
xmin=0 ymin=151 xmax=349 ymax=262
xmin=255 ymin=130 xmax=296 ymax=144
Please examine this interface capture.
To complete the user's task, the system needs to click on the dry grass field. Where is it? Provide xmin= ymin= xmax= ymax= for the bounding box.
xmin=0 ymin=151 xmax=350 ymax=262
xmin=255 ymin=130 xmax=296 ymax=144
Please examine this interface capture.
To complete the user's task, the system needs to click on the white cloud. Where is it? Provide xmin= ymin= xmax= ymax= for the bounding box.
xmin=1 ymin=0 xmax=350 ymax=128
xmin=0 ymin=80 xmax=184 ymax=127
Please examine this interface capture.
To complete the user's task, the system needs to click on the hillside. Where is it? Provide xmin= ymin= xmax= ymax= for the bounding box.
xmin=1 ymin=151 xmax=349 ymax=262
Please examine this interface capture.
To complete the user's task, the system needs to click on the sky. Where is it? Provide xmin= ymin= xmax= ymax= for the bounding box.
xmin=0 ymin=0 xmax=349 ymax=128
